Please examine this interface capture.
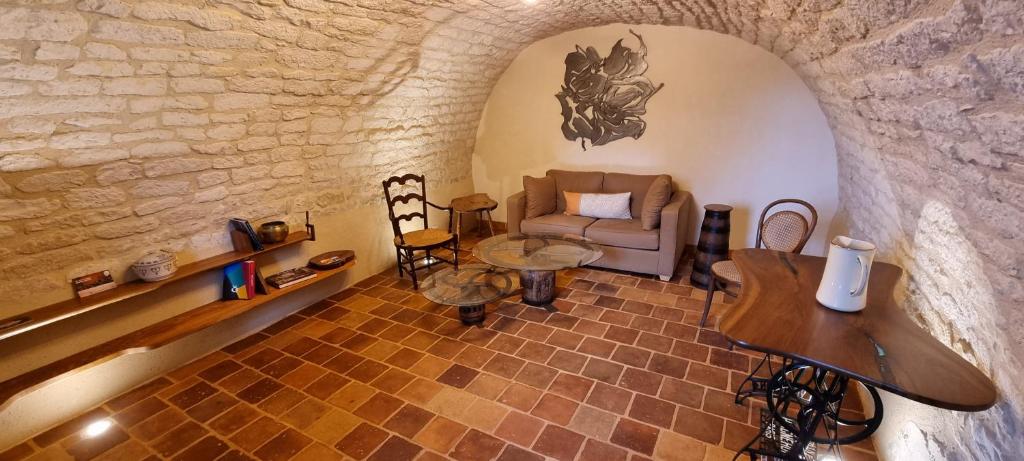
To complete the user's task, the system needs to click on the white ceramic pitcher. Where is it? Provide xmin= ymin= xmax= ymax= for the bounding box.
xmin=816 ymin=236 xmax=876 ymax=312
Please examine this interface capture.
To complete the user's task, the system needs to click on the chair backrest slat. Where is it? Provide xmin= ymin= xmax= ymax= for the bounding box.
xmin=393 ymin=212 xmax=425 ymax=223
xmin=754 ymin=198 xmax=818 ymax=254
xmin=388 ymin=193 xmax=425 ymax=207
xmin=382 ymin=174 xmax=429 ymax=244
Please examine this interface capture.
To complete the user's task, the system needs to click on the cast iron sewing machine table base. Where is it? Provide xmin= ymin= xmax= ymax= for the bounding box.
xmin=732 ymin=355 xmax=882 ymax=460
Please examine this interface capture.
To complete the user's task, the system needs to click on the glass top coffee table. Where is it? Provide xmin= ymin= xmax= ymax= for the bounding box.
xmin=420 ymin=264 xmax=518 ymax=325
xmin=473 ymin=233 xmax=603 ymax=306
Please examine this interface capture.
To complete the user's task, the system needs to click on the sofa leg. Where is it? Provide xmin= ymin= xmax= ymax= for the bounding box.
xmin=658 ymin=275 xmax=671 ymax=282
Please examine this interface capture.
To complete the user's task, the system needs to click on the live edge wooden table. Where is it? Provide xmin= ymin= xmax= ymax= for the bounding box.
xmin=720 ymin=249 xmax=996 ymax=460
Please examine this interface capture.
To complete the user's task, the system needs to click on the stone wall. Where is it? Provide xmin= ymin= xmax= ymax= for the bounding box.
xmin=0 ymin=0 xmax=1022 ymax=459
xmin=0 ymin=0 xmax=504 ymax=309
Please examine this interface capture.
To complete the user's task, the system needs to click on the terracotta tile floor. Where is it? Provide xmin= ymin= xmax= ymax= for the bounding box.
xmin=3 ymin=235 xmax=878 ymax=461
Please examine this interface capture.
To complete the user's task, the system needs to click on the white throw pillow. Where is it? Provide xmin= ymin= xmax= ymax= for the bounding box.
xmin=564 ymin=192 xmax=632 ymax=219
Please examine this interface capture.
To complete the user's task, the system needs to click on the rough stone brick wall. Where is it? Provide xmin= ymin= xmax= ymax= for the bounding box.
xmin=0 ymin=1 xmax=1021 ymax=459
xmin=0 ymin=0 xmax=524 ymax=307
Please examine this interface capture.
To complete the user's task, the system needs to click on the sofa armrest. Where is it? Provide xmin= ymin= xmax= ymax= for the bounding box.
xmin=658 ymin=191 xmax=691 ymax=278
xmin=507 ymin=191 xmax=527 ymax=236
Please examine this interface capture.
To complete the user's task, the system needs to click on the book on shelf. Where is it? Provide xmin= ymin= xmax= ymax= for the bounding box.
xmin=254 ymin=266 xmax=269 ymax=294
xmin=72 ymin=270 xmax=117 ymax=298
xmin=222 ymin=261 xmax=253 ymax=300
xmin=243 ymin=260 xmax=256 ymax=299
xmin=266 ymin=267 xmax=317 ymax=289
xmin=229 ymin=218 xmax=264 ymax=251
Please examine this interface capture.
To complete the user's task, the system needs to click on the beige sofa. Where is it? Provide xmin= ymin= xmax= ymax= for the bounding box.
xmin=507 ymin=170 xmax=691 ymax=281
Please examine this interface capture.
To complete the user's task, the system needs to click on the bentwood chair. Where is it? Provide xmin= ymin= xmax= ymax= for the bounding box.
xmin=699 ymin=199 xmax=817 ymax=328
xmin=383 ymin=174 xmax=459 ymax=289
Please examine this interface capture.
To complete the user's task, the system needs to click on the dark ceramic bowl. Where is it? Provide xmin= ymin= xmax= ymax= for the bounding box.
xmin=258 ymin=221 xmax=289 ymax=243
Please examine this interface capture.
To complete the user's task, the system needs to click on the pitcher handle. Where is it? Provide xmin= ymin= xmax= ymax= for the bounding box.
xmin=851 ymin=255 xmax=869 ymax=296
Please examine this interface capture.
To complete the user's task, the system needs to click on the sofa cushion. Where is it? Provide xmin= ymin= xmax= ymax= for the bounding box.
xmin=563 ymin=192 xmax=632 ymax=219
xmin=521 ymin=214 xmax=596 ymax=236
xmin=641 ymin=175 xmax=672 ymax=230
xmin=547 ymin=169 xmax=603 ymax=212
xmin=602 ymin=173 xmax=666 ymax=218
xmin=523 ymin=175 xmax=556 ymax=218
xmin=584 ymin=218 xmax=659 ymax=250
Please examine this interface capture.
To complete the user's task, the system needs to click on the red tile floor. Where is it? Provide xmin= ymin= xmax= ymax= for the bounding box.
xmin=2 ymin=235 xmax=878 ymax=461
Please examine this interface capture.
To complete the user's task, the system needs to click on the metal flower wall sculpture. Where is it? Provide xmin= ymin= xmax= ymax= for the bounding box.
xmin=556 ymin=30 xmax=664 ymax=150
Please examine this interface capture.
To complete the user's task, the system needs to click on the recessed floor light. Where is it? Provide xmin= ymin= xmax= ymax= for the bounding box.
xmin=83 ymin=419 xmax=112 ymax=438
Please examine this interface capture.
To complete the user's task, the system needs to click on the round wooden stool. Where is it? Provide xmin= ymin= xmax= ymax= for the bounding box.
xmin=451 ymin=193 xmax=499 ymax=237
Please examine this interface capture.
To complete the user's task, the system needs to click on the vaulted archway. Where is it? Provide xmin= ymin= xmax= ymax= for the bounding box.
xmin=0 ymin=1 xmax=1020 ymax=458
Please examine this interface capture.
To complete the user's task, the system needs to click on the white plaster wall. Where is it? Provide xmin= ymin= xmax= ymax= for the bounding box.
xmin=472 ymin=25 xmax=839 ymax=255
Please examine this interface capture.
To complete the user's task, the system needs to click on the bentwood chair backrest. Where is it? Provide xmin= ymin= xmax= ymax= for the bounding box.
xmin=755 ymin=199 xmax=818 ymax=254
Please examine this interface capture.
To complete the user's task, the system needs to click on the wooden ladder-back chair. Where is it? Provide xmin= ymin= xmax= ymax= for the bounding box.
xmin=699 ymin=199 xmax=818 ymax=328
xmin=383 ymin=174 xmax=459 ymax=289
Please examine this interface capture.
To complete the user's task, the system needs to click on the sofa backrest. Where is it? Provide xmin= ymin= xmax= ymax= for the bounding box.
xmin=603 ymin=172 xmax=671 ymax=218
xmin=545 ymin=169 xmax=674 ymax=219
xmin=547 ymin=169 xmax=603 ymax=213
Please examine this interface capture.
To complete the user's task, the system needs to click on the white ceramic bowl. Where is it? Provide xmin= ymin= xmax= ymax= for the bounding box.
xmin=132 ymin=251 xmax=178 ymax=282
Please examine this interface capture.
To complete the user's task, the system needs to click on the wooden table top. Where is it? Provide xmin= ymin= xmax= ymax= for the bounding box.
xmin=451 ymin=193 xmax=498 ymax=213
xmin=719 ymin=249 xmax=997 ymax=412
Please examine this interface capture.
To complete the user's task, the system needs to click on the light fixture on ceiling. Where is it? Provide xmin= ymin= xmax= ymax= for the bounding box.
xmin=82 ymin=419 xmax=113 ymax=438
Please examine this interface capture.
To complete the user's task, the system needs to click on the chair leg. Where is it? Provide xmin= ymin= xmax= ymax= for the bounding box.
xmin=453 ymin=237 xmax=459 ymax=270
xmin=485 ymin=210 xmax=495 ymax=236
xmin=700 ymin=273 xmax=716 ymax=329
xmin=396 ymin=247 xmax=404 ymax=278
xmin=406 ymin=248 xmax=419 ymax=289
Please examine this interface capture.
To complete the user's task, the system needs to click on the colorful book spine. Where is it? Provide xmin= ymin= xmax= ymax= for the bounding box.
xmin=243 ymin=260 xmax=256 ymax=299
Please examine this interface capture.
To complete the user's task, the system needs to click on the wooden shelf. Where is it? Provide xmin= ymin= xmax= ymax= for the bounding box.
xmin=0 ymin=259 xmax=355 ymax=410
xmin=0 ymin=232 xmax=311 ymax=342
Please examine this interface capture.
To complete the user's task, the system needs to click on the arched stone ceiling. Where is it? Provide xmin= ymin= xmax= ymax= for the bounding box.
xmin=0 ymin=0 xmax=1021 ymax=457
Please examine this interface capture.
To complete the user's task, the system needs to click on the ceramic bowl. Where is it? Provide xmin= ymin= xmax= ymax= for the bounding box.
xmin=258 ymin=221 xmax=289 ymax=243
xmin=132 ymin=250 xmax=177 ymax=282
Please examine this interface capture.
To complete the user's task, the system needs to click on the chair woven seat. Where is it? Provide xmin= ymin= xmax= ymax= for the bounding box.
xmin=711 ymin=260 xmax=742 ymax=284
xmin=395 ymin=228 xmax=454 ymax=248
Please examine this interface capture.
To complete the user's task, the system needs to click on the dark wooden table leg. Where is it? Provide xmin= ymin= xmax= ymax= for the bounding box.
xmin=519 ymin=270 xmax=555 ymax=306
xmin=459 ymin=304 xmax=485 ymax=325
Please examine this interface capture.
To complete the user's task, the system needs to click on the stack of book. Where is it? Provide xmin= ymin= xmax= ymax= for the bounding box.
xmin=265 ymin=267 xmax=317 ymax=288
xmin=72 ymin=271 xmax=117 ymax=298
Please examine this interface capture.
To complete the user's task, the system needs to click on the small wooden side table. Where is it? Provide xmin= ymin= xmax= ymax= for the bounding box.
xmin=451 ymin=193 xmax=498 ymax=237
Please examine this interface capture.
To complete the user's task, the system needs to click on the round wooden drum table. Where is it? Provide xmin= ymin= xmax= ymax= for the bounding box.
xmin=473 ymin=234 xmax=603 ymax=306
xmin=451 ymin=193 xmax=499 ymax=237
